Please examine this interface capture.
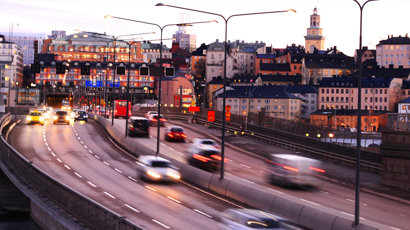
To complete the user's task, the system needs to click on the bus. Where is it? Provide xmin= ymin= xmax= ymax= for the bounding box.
xmin=266 ymin=154 xmax=325 ymax=187
xmin=114 ymin=100 xmax=131 ymax=118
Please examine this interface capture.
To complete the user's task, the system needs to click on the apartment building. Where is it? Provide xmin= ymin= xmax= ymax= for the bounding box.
xmin=376 ymin=34 xmax=410 ymax=68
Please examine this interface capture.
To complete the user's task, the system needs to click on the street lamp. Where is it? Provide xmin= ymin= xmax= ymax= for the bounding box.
xmin=106 ymin=15 xmax=217 ymax=156
xmin=157 ymin=3 xmax=295 ymax=179
xmin=352 ymin=0 xmax=377 ymax=227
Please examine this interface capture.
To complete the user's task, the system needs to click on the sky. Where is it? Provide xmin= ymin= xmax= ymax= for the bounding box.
xmin=1 ymin=0 xmax=409 ymax=56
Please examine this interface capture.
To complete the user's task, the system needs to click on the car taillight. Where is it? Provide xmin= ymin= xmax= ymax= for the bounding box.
xmin=181 ymin=133 xmax=187 ymax=138
xmin=193 ymin=154 xmax=211 ymax=162
xmin=272 ymin=162 xmax=299 ymax=173
xmin=168 ymin=133 xmax=174 ymax=138
xmin=160 ymin=118 xmax=166 ymax=122
xmin=210 ymin=154 xmax=228 ymax=162
xmin=151 ymin=118 xmax=157 ymax=122
xmin=309 ymin=166 xmax=325 ymax=173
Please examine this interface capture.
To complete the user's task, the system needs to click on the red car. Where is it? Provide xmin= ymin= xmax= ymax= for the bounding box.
xmin=164 ymin=126 xmax=186 ymax=142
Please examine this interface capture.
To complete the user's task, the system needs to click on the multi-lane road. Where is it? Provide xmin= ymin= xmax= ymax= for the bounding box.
xmin=8 ymin=117 xmax=409 ymax=229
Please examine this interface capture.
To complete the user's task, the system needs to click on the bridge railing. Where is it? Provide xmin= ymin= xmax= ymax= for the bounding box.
xmin=0 ymin=114 xmax=142 ymax=230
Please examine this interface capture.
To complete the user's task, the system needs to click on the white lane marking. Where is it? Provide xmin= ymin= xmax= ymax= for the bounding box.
xmin=103 ymin=161 xmax=110 ymax=166
xmin=47 ymin=147 xmax=51 ymax=151
xmin=124 ymin=204 xmax=140 ymax=213
xmin=193 ymin=209 xmax=212 ymax=218
xmin=57 ymin=158 xmax=62 ymax=163
xmin=226 ymin=172 xmax=232 ymax=176
xmin=319 ymin=190 xmax=329 ymax=195
xmin=77 ymin=137 xmax=81 ymax=140
xmin=114 ymin=168 xmax=123 ymax=174
xmin=128 ymin=176 xmax=138 ymax=182
xmin=45 ymin=142 xmax=48 ymax=146
xmin=167 ymin=196 xmax=181 ymax=204
xmin=267 ymin=188 xmax=284 ymax=194
xmin=240 ymin=178 xmax=255 ymax=184
xmin=80 ymin=141 xmax=84 ymax=144
xmin=87 ymin=181 xmax=97 ymax=188
xmin=152 ymin=219 xmax=170 ymax=229
xmin=94 ymin=155 xmax=100 ymax=159
xmin=168 ymin=147 xmax=174 ymax=151
xmin=390 ymin=227 xmax=401 ymax=230
xmin=103 ymin=191 xmax=116 ymax=199
xmin=88 ymin=150 xmax=93 ymax=154
xmin=400 ymin=214 xmax=407 ymax=218
xmin=240 ymin=164 xmax=251 ymax=169
xmin=259 ymin=170 xmax=268 ymax=175
xmin=64 ymin=165 xmax=71 ymax=170
xmin=145 ymin=186 xmax=157 ymax=192
xmin=84 ymin=145 xmax=88 ymax=149
xmin=346 ymin=199 xmax=355 ymax=203
xmin=74 ymin=172 xmax=83 ymax=178
xmin=160 ymin=143 xmax=166 ymax=146
xmin=340 ymin=211 xmax=354 ymax=217
xmin=75 ymin=133 xmax=78 ymax=136
xmin=51 ymin=152 xmax=56 ymax=157
xmin=300 ymin=199 xmax=320 ymax=206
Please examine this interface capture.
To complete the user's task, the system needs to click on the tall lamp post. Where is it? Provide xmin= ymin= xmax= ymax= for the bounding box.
xmin=106 ymin=15 xmax=217 ymax=156
xmin=352 ymin=0 xmax=377 ymax=227
xmin=157 ymin=3 xmax=295 ymax=179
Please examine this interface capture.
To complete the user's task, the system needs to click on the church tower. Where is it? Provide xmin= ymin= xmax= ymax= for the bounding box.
xmin=304 ymin=7 xmax=325 ymax=53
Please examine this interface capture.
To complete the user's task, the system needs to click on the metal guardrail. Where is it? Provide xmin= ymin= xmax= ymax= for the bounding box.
xmin=0 ymin=114 xmax=142 ymax=230
xmin=162 ymin=112 xmax=381 ymax=172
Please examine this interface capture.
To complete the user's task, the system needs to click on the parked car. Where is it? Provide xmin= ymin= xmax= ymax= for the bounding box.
xmin=128 ymin=116 xmax=150 ymax=137
xmin=164 ymin=126 xmax=187 ymax=142
xmin=53 ymin=110 xmax=70 ymax=125
xmin=187 ymin=148 xmax=225 ymax=172
xmin=136 ymin=155 xmax=181 ymax=182
xmin=27 ymin=110 xmax=45 ymax=125
xmin=148 ymin=114 xmax=166 ymax=127
xmin=220 ymin=208 xmax=303 ymax=230
xmin=74 ymin=110 xmax=88 ymax=122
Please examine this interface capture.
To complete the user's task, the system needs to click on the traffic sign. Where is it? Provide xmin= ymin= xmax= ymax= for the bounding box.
xmin=188 ymin=106 xmax=200 ymax=112
xmin=208 ymin=111 xmax=215 ymax=122
xmin=225 ymin=105 xmax=231 ymax=111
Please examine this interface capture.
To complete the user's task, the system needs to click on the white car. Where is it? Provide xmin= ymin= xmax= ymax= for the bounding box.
xmin=188 ymin=138 xmax=220 ymax=155
xmin=136 ymin=156 xmax=181 ymax=182
xmin=145 ymin=111 xmax=158 ymax=118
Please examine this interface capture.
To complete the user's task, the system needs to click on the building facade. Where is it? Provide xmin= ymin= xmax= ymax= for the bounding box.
xmin=172 ymin=25 xmax=196 ymax=53
xmin=141 ymin=41 xmax=172 ymax=63
xmin=376 ymin=34 xmax=410 ymax=68
xmin=304 ymin=7 xmax=325 ymax=53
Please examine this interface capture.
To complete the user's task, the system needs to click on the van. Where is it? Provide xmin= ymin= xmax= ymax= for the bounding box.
xmin=128 ymin=116 xmax=149 ymax=137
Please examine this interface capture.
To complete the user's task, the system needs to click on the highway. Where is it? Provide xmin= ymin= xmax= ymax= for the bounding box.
xmin=9 ymin=119 xmax=241 ymax=229
xmin=8 ymin=116 xmax=409 ymax=229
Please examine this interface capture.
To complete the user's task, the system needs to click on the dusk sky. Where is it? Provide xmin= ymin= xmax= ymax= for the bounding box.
xmin=1 ymin=0 xmax=409 ymax=56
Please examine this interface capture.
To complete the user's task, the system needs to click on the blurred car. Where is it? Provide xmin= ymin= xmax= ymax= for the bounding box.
xmin=148 ymin=114 xmax=166 ymax=127
xmin=98 ymin=108 xmax=110 ymax=117
xmin=53 ymin=110 xmax=70 ymax=125
xmin=220 ymin=208 xmax=303 ymax=230
xmin=266 ymin=154 xmax=325 ymax=187
xmin=187 ymin=148 xmax=226 ymax=172
xmin=136 ymin=155 xmax=181 ymax=182
xmin=188 ymin=138 xmax=220 ymax=153
xmin=164 ymin=126 xmax=186 ymax=142
xmin=74 ymin=110 xmax=88 ymax=122
xmin=145 ymin=110 xmax=158 ymax=118
xmin=128 ymin=116 xmax=149 ymax=137
xmin=27 ymin=110 xmax=45 ymax=125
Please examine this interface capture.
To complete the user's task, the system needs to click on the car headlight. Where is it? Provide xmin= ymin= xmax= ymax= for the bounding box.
xmin=166 ymin=171 xmax=181 ymax=180
xmin=146 ymin=170 xmax=161 ymax=179
xmin=53 ymin=115 xmax=57 ymax=120
xmin=65 ymin=116 xmax=71 ymax=120
xmin=27 ymin=116 xmax=32 ymax=121
xmin=40 ymin=117 xmax=44 ymax=121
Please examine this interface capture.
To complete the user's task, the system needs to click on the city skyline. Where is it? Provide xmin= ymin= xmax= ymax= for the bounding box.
xmin=1 ymin=0 xmax=409 ymax=56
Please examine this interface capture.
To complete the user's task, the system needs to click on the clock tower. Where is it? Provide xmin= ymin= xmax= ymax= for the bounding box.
xmin=304 ymin=7 xmax=325 ymax=53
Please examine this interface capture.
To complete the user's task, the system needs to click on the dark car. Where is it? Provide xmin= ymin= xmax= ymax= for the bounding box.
xmin=164 ymin=126 xmax=186 ymax=142
xmin=74 ymin=110 xmax=88 ymax=122
xmin=187 ymin=149 xmax=225 ymax=172
xmin=53 ymin=110 xmax=70 ymax=125
xmin=128 ymin=116 xmax=150 ymax=137
xmin=148 ymin=114 xmax=166 ymax=127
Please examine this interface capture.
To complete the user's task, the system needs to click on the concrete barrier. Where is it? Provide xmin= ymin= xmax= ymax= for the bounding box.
xmin=245 ymin=188 xmax=277 ymax=213
xmin=298 ymin=205 xmax=337 ymax=230
xmin=225 ymin=181 xmax=253 ymax=205
xmin=208 ymin=175 xmax=230 ymax=196
xmin=270 ymin=196 xmax=304 ymax=224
